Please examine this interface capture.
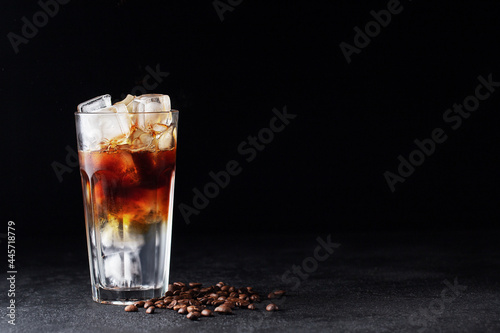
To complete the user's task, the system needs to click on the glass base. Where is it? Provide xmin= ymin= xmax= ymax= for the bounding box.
xmin=92 ymin=286 xmax=166 ymax=305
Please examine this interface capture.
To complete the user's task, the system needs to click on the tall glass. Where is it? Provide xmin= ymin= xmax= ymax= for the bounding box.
xmin=75 ymin=111 xmax=178 ymax=304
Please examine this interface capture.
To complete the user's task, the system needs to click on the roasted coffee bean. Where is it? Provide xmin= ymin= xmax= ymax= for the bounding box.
xmin=168 ymin=284 xmax=175 ymax=292
xmin=146 ymin=306 xmax=155 ymax=314
xmin=164 ymin=291 xmax=173 ymax=297
xmin=214 ymin=305 xmax=232 ymax=314
xmin=239 ymin=294 xmax=248 ymax=300
xmin=133 ymin=301 xmax=145 ymax=307
xmin=217 ymin=296 xmax=227 ymax=302
xmin=250 ymin=294 xmax=260 ymax=302
xmin=144 ymin=301 xmax=154 ymax=308
xmin=238 ymin=288 xmax=247 ymax=294
xmin=173 ymin=304 xmax=186 ymax=311
xmin=178 ymin=299 xmax=190 ymax=305
xmin=248 ymin=303 xmax=256 ymax=310
xmin=268 ymin=292 xmax=276 ymax=299
xmin=124 ymin=305 xmax=138 ymax=312
xmin=198 ymin=297 xmax=208 ymax=304
xmin=200 ymin=287 xmax=212 ymax=294
xmin=266 ymin=303 xmax=278 ymax=311
xmin=187 ymin=305 xmax=202 ymax=313
xmin=189 ymin=282 xmax=202 ymax=288
xmin=178 ymin=307 xmax=188 ymax=314
xmin=212 ymin=300 xmax=224 ymax=306
xmin=201 ymin=309 xmax=213 ymax=317
xmin=274 ymin=290 xmax=286 ymax=298
xmin=223 ymin=302 xmax=236 ymax=309
xmin=149 ymin=298 xmax=159 ymax=303
xmin=181 ymin=286 xmax=189 ymax=292
xmin=189 ymin=299 xmax=201 ymax=306
xmin=186 ymin=312 xmax=198 ymax=320
xmin=229 ymin=286 xmax=235 ymax=292
xmin=174 ymin=282 xmax=186 ymax=288
xmin=229 ymin=292 xmax=238 ymax=298
xmin=239 ymin=300 xmax=250 ymax=307
xmin=173 ymin=290 xmax=181 ymax=296
xmin=209 ymin=293 xmax=218 ymax=298
xmin=221 ymin=285 xmax=230 ymax=291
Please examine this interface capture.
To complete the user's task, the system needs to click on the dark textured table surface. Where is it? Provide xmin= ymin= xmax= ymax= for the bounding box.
xmin=2 ymin=231 xmax=499 ymax=332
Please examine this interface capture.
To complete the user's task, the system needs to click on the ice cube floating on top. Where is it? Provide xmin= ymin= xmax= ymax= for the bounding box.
xmin=78 ymin=94 xmax=171 ymax=113
xmin=76 ymin=93 xmax=175 ymax=151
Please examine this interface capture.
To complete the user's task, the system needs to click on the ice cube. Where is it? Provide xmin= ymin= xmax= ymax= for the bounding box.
xmin=131 ymin=94 xmax=171 ymax=113
xmin=131 ymin=94 xmax=171 ymax=131
xmin=103 ymin=252 xmax=142 ymax=287
xmin=158 ymin=126 xmax=176 ymax=150
xmin=78 ymin=104 xmax=133 ymax=150
xmin=77 ymin=94 xmax=112 ymax=113
xmin=115 ymin=94 xmax=135 ymax=113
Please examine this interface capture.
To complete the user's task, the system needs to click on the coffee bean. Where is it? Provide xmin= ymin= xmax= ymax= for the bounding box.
xmin=221 ymin=285 xmax=230 ymax=291
xmin=274 ymin=290 xmax=286 ymax=297
xmin=164 ymin=291 xmax=173 ymax=297
xmin=178 ymin=307 xmax=188 ymax=314
xmin=124 ymin=305 xmax=138 ymax=312
xmin=239 ymin=294 xmax=248 ymax=300
xmin=201 ymin=309 xmax=213 ymax=317
xmin=189 ymin=299 xmax=201 ymax=306
xmin=268 ymin=292 xmax=276 ymax=299
xmin=186 ymin=312 xmax=198 ymax=320
xmin=174 ymin=281 xmax=186 ymax=288
xmin=239 ymin=300 xmax=250 ymax=307
xmin=146 ymin=306 xmax=155 ymax=314
xmin=189 ymin=282 xmax=202 ymax=288
xmin=266 ymin=303 xmax=278 ymax=311
xmin=250 ymin=294 xmax=260 ymax=302
xmin=173 ymin=304 xmax=185 ymax=311
xmin=214 ymin=305 xmax=232 ymax=314
xmin=133 ymin=301 xmax=145 ymax=307
xmin=248 ymin=303 xmax=256 ymax=310
xmin=144 ymin=301 xmax=154 ymax=308
xmin=187 ymin=306 xmax=202 ymax=313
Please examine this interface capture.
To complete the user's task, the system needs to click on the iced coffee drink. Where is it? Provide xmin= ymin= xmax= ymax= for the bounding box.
xmin=75 ymin=94 xmax=178 ymax=304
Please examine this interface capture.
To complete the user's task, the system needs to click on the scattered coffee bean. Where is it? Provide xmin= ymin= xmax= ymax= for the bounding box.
xmin=266 ymin=303 xmax=278 ymax=311
xmin=124 ymin=282 xmax=283 ymax=319
xmin=189 ymin=282 xmax=202 ymax=288
xmin=201 ymin=309 xmax=213 ymax=317
xmin=186 ymin=312 xmax=198 ymax=320
xmin=214 ymin=305 xmax=232 ymax=314
xmin=124 ymin=305 xmax=138 ymax=312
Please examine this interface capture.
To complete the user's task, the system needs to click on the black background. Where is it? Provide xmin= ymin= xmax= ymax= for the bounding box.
xmin=2 ymin=0 xmax=500 ymax=251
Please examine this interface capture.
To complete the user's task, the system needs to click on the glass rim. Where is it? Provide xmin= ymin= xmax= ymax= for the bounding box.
xmin=74 ymin=109 xmax=179 ymax=116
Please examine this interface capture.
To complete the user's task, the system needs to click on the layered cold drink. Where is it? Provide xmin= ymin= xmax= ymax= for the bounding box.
xmin=75 ymin=94 xmax=178 ymax=304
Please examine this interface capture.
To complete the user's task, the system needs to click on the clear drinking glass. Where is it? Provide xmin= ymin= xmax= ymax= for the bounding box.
xmin=75 ymin=110 xmax=178 ymax=304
